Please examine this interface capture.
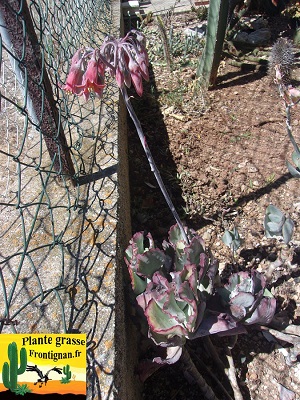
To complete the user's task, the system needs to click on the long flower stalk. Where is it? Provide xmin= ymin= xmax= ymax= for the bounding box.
xmin=61 ymin=30 xmax=188 ymax=243
xmin=121 ymin=86 xmax=188 ymax=243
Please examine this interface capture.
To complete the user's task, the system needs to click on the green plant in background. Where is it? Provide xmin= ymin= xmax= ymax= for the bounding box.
xmin=2 ymin=342 xmax=27 ymax=392
xmin=222 ymin=226 xmax=242 ymax=263
xmin=196 ymin=0 xmax=230 ymax=88
xmin=14 ymin=384 xmax=32 ymax=396
xmin=191 ymin=5 xmax=208 ymax=21
xmin=270 ymin=37 xmax=300 ymax=177
xmin=264 ymin=205 xmax=294 ymax=244
xmin=60 ymin=364 xmax=72 ymax=384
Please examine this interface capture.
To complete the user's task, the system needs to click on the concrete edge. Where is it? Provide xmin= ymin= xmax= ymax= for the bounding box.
xmin=113 ymin=1 xmax=141 ymax=399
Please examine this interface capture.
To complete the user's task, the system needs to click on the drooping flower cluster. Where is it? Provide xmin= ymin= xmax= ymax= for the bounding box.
xmin=62 ymin=48 xmax=105 ymax=101
xmin=102 ymin=30 xmax=149 ymax=96
xmin=62 ymin=30 xmax=149 ymax=99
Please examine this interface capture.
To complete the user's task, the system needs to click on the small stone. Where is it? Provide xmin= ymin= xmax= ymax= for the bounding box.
xmin=202 ymin=231 xmax=211 ymax=242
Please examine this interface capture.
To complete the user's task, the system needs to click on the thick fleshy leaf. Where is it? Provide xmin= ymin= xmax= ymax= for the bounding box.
xmin=266 ymin=205 xmax=284 ymax=222
xmin=185 ymin=236 xmax=204 ymax=265
xmin=130 ymin=270 xmax=147 ymax=295
xmin=137 ymin=248 xmax=166 ymax=276
xmin=124 ymin=231 xmax=145 ymax=262
xmin=137 ymin=346 xmax=182 ymax=383
xmin=136 ymin=274 xmax=169 ymax=311
xmin=175 ymin=252 xmax=188 ymax=272
xmin=279 ymin=383 xmax=296 ymax=400
xmin=286 ymin=159 xmax=300 ymax=177
xmin=153 ymin=346 xmax=182 ymax=365
xmin=222 ymin=227 xmax=242 ymax=252
xmin=292 ymin=150 xmax=300 ymax=167
xmin=230 ymin=304 xmax=246 ymax=320
xmin=264 ymin=205 xmax=285 ymax=237
xmin=190 ymin=312 xmax=244 ymax=338
xmin=168 ymin=224 xmax=185 ymax=246
xmin=231 ymin=292 xmax=255 ymax=308
xmin=245 ymin=297 xmax=276 ymax=325
xmin=184 ymin=264 xmax=198 ymax=297
xmin=282 ymin=218 xmax=294 ymax=244
xmin=225 ymin=271 xmax=248 ymax=292
xmin=145 ymin=299 xmax=187 ymax=337
xmin=266 ymin=221 xmax=283 ymax=233
xmin=236 ymin=276 xmax=254 ymax=294
xmin=163 ymin=291 xmax=187 ymax=323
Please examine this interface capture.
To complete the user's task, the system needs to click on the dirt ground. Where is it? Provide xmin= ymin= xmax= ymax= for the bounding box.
xmin=127 ymin=11 xmax=300 ymax=400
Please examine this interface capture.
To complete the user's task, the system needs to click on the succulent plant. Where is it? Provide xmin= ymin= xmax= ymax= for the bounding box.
xmin=14 ymin=384 xmax=32 ymax=396
xmin=217 ymin=270 xmax=276 ymax=325
xmin=264 ymin=205 xmax=294 ymax=244
xmin=196 ymin=0 xmax=230 ymax=87
xmin=125 ymin=224 xmax=218 ymax=348
xmin=269 ymin=38 xmax=294 ymax=83
xmin=2 ymin=342 xmax=27 ymax=392
xmin=222 ymin=227 xmax=242 ymax=253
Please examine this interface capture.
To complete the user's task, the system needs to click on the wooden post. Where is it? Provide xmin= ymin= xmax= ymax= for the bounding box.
xmin=0 ymin=0 xmax=75 ymax=178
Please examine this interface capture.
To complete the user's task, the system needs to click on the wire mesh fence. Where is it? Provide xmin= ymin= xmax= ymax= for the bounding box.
xmin=0 ymin=0 xmax=119 ymax=397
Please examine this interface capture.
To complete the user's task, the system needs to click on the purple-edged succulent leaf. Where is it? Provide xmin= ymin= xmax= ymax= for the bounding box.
xmin=153 ymin=345 xmax=182 ymax=364
xmin=125 ymin=231 xmax=151 ymax=262
xmin=244 ymin=297 xmax=276 ymax=325
xmin=136 ymin=248 xmax=166 ymax=277
xmin=190 ymin=311 xmax=246 ymax=339
xmin=227 ymin=303 xmax=246 ymax=320
xmin=168 ymin=224 xmax=186 ymax=247
xmin=279 ymin=383 xmax=296 ymax=400
xmin=129 ymin=270 xmax=147 ymax=295
xmin=145 ymin=299 xmax=188 ymax=338
xmin=184 ymin=236 xmax=205 ymax=265
xmin=137 ymin=346 xmax=183 ymax=383
xmin=231 ymin=292 xmax=255 ymax=308
xmin=218 ymin=270 xmax=276 ymax=326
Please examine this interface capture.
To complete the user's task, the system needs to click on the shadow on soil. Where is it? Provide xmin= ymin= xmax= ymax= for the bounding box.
xmin=128 ymin=63 xmax=186 ymax=242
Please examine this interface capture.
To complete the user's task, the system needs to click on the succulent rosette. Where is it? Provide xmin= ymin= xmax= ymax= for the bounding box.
xmin=217 ymin=270 xmax=276 ymax=325
xmin=125 ymin=224 xmax=218 ymax=348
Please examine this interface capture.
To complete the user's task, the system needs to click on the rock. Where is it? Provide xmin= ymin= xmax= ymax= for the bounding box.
xmin=234 ymin=31 xmax=249 ymax=44
xmin=251 ymin=17 xmax=268 ymax=30
xmin=233 ymin=28 xmax=271 ymax=46
xmin=184 ymin=23 xmax=207 ymax=39
xmin=248 ymin=28 xmax=271 ymax=45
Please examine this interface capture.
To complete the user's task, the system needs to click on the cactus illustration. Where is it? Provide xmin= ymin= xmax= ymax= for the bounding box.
xmin=196 ymin=0 xmax=230 ymax=88
xmin=2 ymin=342 xmax=27 ymax=392
xmin=60 ymin=364 xmax=71 ymax=384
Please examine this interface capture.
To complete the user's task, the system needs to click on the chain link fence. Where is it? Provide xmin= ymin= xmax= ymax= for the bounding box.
xmin=0 ymin=0 xmax=121 ymax=397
